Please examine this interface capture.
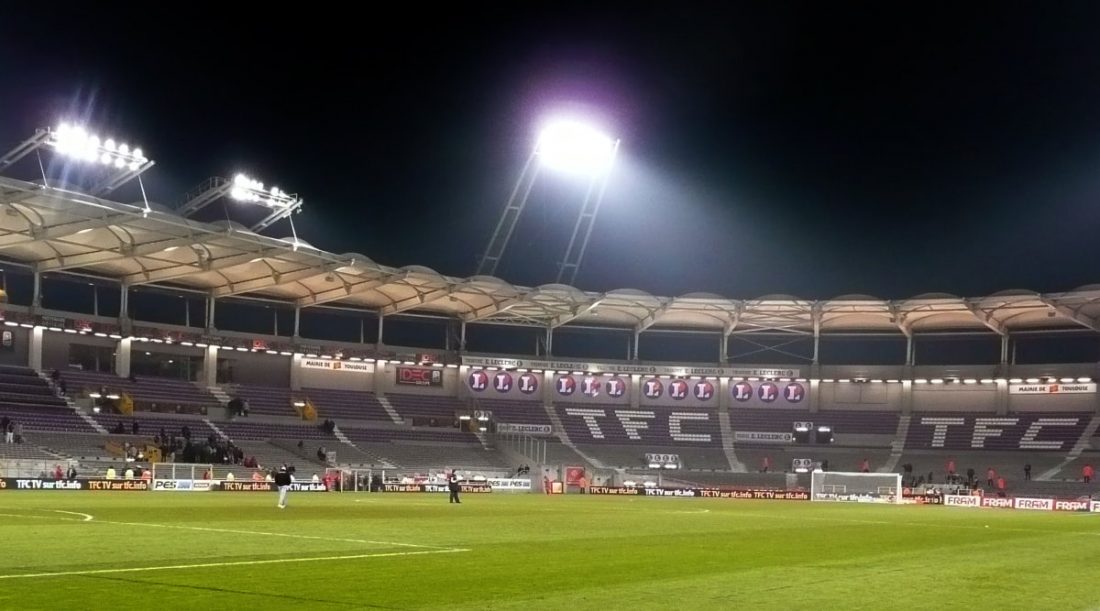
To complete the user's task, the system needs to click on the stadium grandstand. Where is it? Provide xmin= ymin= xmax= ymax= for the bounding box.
xmin=0 ymin=135 xmax=1096 ymax=503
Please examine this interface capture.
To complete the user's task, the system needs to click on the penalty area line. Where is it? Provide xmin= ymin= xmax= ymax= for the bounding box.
xmin=0 ymin=547 xmax=470 ymax=581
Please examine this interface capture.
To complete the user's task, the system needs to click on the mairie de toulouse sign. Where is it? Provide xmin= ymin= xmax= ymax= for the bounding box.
xmin=461 ymin=356 xmax=798 ymax=379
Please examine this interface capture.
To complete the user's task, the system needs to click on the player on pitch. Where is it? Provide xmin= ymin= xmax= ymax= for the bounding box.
xmin=275 ymin=464 xmax=292 ymax=508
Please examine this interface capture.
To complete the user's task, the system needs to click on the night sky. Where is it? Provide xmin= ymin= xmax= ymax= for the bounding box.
xmin=4 ymin=4 xmax=1100 ymax=301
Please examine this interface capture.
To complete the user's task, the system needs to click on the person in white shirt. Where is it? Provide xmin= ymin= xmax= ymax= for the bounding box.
xmin=312 ymin=473 xmax=320 ymax=484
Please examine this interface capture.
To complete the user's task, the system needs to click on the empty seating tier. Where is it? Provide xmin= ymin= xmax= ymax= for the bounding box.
xmin=905 ymin=412 xmax=1090 ymax=451
xmin=61 ymin=369 xmax=218 ymax=410
xmin=300 ymin=387 xmax=390 ymax=422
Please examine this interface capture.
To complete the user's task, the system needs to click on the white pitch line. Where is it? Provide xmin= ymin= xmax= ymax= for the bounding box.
xmin=0 ymin=548 xmax=470 ymax=581
xmin=48 ymin=510 xmax=94 ymax=522
xmin=96 ymin=519 xmax=451 ymax=549
xmin=0 ymin=513 xmax=86 ymax=522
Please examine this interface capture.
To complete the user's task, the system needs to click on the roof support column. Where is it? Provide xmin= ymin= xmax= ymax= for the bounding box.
xmin=719 ymin=332 xmax=727 ymax=364
xmin=92 ymin=285 xmax=99 ymax=317
xmin=27 ymin=325 xmax=42 ymax=372
xmin=545 ymin=326 xmax=553 ymax=357
xmin=811 ymin=303 xmax=821 ymax=365
xmin=202 ymin=344 xmax=218 ymax=388
xmin=359 ymin=317 xmax=365 ymax=344
xmin=376 ymin=313 xmax=384 ymax=352
xmin=205 ymin=295 xmax=216 ymax=332
xmin=999 ymin=334 xmax=1009 ymax=366
xmin=905 ymin=335 xmax=915 ymax=367
xmin=119 ymin=282 xmax=130 ymax=324
xmin=293 ymin=306 xmax=301 ymax=339
xmin=31 ymin=268 xmax=41 ymax=311
xmin=459 ymin=320 xmax=467 ymax=354
xmin=632 ymin=329 xmax=640 ymax=361
xmin=115 ymin=337 xmax=131 ymax=379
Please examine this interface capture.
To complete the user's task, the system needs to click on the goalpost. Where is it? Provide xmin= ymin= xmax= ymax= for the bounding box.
xmin=151 ymin=463 xmax=215 ymax=482
xmin=810 ymin=471 xmax=902 ymax=504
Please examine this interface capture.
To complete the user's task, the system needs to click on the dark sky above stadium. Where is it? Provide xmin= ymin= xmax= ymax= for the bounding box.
xmin=4 ymin=4 xmax=1100 ymax=301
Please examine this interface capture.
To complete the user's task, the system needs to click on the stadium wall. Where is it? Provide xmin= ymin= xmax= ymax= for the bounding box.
xmin=0 ymin=325 xmax=28 ymax=366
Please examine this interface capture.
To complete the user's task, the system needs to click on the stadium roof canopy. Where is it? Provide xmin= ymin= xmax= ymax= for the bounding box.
xmin=2 ymin=175 xmax=1100 ymax=337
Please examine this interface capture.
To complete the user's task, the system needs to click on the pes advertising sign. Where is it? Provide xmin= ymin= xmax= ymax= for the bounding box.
xmin=396 ymin=366 xmax=443 ymax=387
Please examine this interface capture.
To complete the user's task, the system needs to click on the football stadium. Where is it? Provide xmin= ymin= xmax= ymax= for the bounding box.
xmin=4 ymin=8 xmax=1100 ymax=610
xmin=0 ymin=120 xmax=1097 ymax=609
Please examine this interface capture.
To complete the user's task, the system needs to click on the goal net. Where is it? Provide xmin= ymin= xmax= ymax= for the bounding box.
xmin=151 ymin=463 xmax=215 ymax=482
xmin=810 ymin=471 xmax=902 ymax=504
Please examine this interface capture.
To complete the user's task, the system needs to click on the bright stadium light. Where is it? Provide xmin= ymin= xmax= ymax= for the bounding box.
xmin=0 ymin=121 xmax=156 ymax=195
xmin=535 ymin=119 xmax=616 ymax=174
xmin=48 ymin=122 xmax=151 ymax=171
xmin=477 ymin=114 xmax=621 ymax=284
xmin=177 ymin=172 xmax=304 ymax=234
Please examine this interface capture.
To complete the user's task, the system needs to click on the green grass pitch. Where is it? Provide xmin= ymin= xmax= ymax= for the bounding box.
xmin=1 ymin=492 xmax=1098 ymax=610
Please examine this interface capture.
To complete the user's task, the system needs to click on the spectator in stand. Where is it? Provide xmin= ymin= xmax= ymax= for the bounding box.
xmin=946 ymin=458 xmax=956 ymax=481
xmin=67 ymin=465 xmax=77 ymax=480
xmin=13 ymin=422 xmax=21 ymax=444
xmin=124 ymin=467 xmax=134 ymax=480
xmin=860 ymin=458 xmax=870 ymax=473
xmin=966 ymin=467 xmax=976 ymax=486
xmin=761 ymin=456 xmax=770 ymax=473
xmin=1084 ymin=464 xmax=1094 ymax=484
xmin=996 ymin=476 xmax=1007 ymax=497
xmin=105 ymin=466 xmax=117 ymax=480
xmin=50 ymin=368 xmax=60 ymax=382
xmin=131 ymin=420 xmax=139 ymax=435
xmin=317 ymin=447 xmax=327 ymax=462
xmin=0 ymin=416 xmax=8 ymax=441
xmin=297 ymin=440 xmax=304 ymax=451
xmin=1024 ymin=463 xmax=1032 ymax=481
xmin=312 ymin=473 xmax=320 ymax=484
xmin=986 ymin=467 xmax=996 ymax=488
xmin=4 ymin=421 xmax=13 ymax=444
xmin=53 ymin=465 xmax=63 ymax=480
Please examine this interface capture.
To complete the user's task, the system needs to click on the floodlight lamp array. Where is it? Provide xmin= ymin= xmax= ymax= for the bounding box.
xmin=230 ymin=173 xmax=298 ymax=209
xmin=48 ymin=122 xmax=149 ymax=171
